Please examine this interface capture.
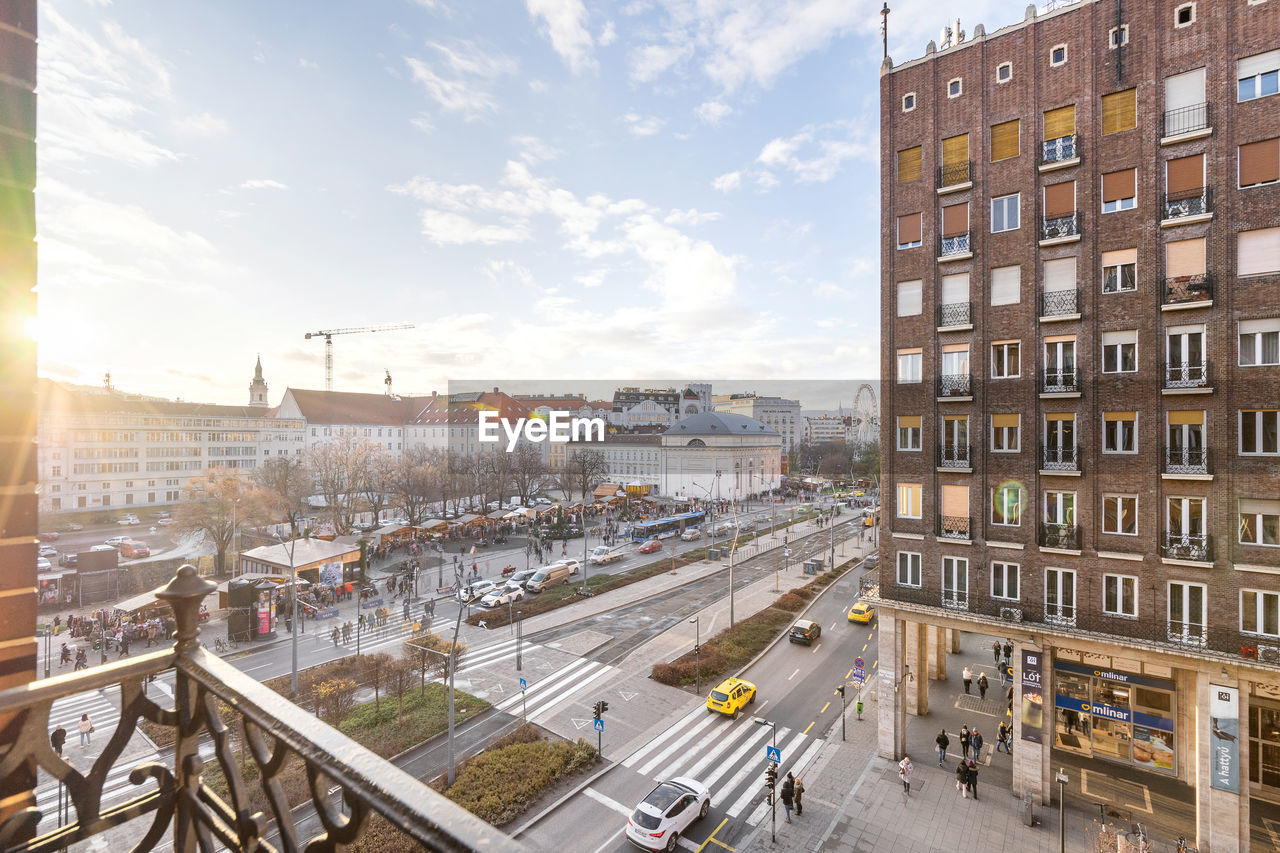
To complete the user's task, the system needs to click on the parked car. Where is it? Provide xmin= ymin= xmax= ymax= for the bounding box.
xmin=480 ymin=584 xmax=525 ymax=608
xmin=119 ymin=540 xmax=150 ymax=559
xmin=58 ymin=552 xmax=78 ymax=568
xmin=535 ymin=497 xmax=552 ymax=505
xmin=637 ymin=538 xmax=663 ymax=555
xmin=37 ymin=531 xmax=59 ymax=542
xmin=104 ymin=536 xmax=130 ymax=547
xmin=456 ymin=580 xmax=500 ymax=604
xmin=117 ymin=514 xmax=140 ymax=525
xmin=38 ymin=544 xmax=58 ymax=558
xmin=788 ymin=619 xmax=822 ymax=646
xmin=89 ymin=544 xmax=116 ymax=553
xmin=706 ymin=677 xmax=756 ymax=718
xmin=58 ymin=522 xmax=84 ymax=532
xmin=157 ymin=517 xmax=177 ymax=526
xmin=36 ymin=557 xmax=51 ymax=571
xmin=624 ymin=778 xmax=711 ymax=852
xmin=524 ymin=563 xmax=575 ymax=593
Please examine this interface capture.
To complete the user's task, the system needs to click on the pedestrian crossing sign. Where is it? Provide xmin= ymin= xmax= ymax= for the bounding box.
xmin=594 ymin=718 xmax=604 ymax=732
xmin=520 ymin=677 xmax=527 ymax=692
xmin=765 ymin=745 xmax=782 ymax=763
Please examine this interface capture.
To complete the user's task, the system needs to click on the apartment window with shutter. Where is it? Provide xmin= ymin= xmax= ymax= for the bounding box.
xmin=897 ymin=482 xmax=922 ymax=519
xmin=1240 ymin=410 xmax=1280 ymax=455
xmin=1239 ymin=227 xmax=1280 ymax=276
xmin=897 ymin=212 xmax=922 ymax=249
xmin=1166 ymin=153 xmax=1205 ymax=201
xmin=1240 ymin=499 xmax=1280 ymax=546
xmin=1102 ymin=249 xmax=1137 ymax=293
xmin=1044 ymin=181 xmax=1076 ymax=218
xmin=897 ymin=279 xmax=922 ymax=316
xmin=991 ymin=340 xmax=1020 ymax=378
xmin=1102 ymin=168 xmax=1137 ymax=212
xmin=1239 ymin=318 xmax=1280 ymax=366
xmin=1164 ymin=68 xmax=1206 ymax=135
xmin=897 ymin=348 xmax=922 ymax=383
xmin=1103 ymin=411 xmax=1137 ymax=453
xmin=1102 ymin=330 xmax=1138 ymax=373
xmin=1240 ymin=138 xmax=1280 ymax=188
xmin=990 ymin=265 xmax=1020 ymax=306
xmin=1044 ymin=257 xmax=1077 ymax=294
xmin=991 ymin=119 xmax=1019 ymax=161
xmin=897 ymin=416 xmax=922 ymax=451
xmin=897 ymin=146 xmax=923 ymax=183
xmin=940 ymin=272 xmax=969 ymax=307
xmin=991 ymin=194 xmax=1020 ymax=233
xmin=1102 ymin=89 xmax=1137 ymax=134
xmin=941 ymin=202 xmax=969 ymax=238
xmin=1044 ymin=105 xmax=1075 ymax=140
xmin=1167 ymin=237 xmax=1207 ymax=279
xmin=1238 ymin=50 xmax=1279 ymax=102
xmin=942 ymin=133 xmax=969 ymax=182
xmin=992 ymin=413 xmax=1020 ymax=452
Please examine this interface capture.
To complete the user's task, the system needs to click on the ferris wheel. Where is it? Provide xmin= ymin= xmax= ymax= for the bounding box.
xmin=850 ymin=383 xmax=879 ymax=446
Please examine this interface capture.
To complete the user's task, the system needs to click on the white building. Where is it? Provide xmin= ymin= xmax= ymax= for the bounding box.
xmin=660 ymin=412 xmax=783 ymax=501
xmin=610 ymin=384 xmax=712 ymax=427
xmin=405 ymin=389 xmax=543 ymax=458
xmin=804 ymin=414 xmax=851 ymax=445
xmin=712 ymin=393 xmax=802 ymax=451
xmin=276 ymin=388 xmax=428 ymax=458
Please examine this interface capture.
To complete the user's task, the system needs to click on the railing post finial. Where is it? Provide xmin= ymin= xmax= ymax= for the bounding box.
xmin=156 ymin=564 xmax=217 ymax=652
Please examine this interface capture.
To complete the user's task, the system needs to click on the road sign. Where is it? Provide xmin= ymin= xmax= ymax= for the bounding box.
xmin=852 ymin=667 xmax=866 ymax=686
xmin=854 ymin=656 xmax=865 ymax=669
xmin=765 ymin=745 xmax=782 ymax=763
xmin=594 ymin=718 xmax=605 ymax=732
xmin=519 ymin=677 xmax=527 ymax=692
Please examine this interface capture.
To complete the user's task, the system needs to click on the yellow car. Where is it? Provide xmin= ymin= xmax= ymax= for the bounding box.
xmin=707 ymin=677 xmax=757 ymax=717
xmin=848 ymin=602 xmax=876 ymax=624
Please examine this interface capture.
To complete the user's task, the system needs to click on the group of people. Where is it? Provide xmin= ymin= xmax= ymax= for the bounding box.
xmin=48 ymin=714 xmax=94 ymax=756
xmin=776 ymin=770 xmax=805 ymax=823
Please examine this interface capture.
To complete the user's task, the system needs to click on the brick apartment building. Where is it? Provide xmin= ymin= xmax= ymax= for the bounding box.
xmin=875 ymin=1 xmax=1279 ymax=847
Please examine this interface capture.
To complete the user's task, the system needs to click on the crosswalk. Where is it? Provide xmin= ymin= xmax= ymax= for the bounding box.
xmin=493 ymin=656 xmax=617 ymax=725
xmin=620 ymin=704 xmax=820 ymax=825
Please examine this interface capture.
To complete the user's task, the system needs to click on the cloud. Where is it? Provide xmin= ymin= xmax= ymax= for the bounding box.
xmin=174 ymin=112 xmax=228 ymax=134
xmin=239 ymin=179 xmax=289 ymax=190
xmin=405 ymin=40 xmax=517 ymax=118
xmin=815 ymin=281 xmax=851 ymax=299
xmin=482 ymin=259 xmax=536 ymax=286
xmin=298 ymin=58 xmax=319 ymax=70
xmin=599 ymin=20 xmax=618 ymax=47
xmin=528 ymin=79 xmax=549 ymax=93
xmin=664 ymin=208 xmax=720 ymax=227
xmin=711 ymin=171 xmax=742 ymax=193
xmin=629 ymin=41 xmax=692 ymax=83
xmin=411 ymin=0 xmax=451 ymax=12
xmin=576 ymin=270 xmax=606 ymax=288
xmin=417 ymin=210 xmax=532 ymax=245
xmin=511 ymin=135 xmax=561 ymax=164
xmin=717 ymin=120 xmax=876 ymax=193
xmin=694 ymin=100 xmax=732 ymax=125
xmin=622 ymin=112 xmax=665 ymax=137
xmin=525 ymin=0 xmax=596 ymax=72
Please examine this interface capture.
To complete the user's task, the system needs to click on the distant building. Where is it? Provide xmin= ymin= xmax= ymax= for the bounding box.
xmin=712 ymin=393 xmax=802 ymax=451
xmin=804 ymin=414 xmax=850 ymax=445
xmin=661 ymin=412 xmax=784 ymax=500
xmin=406 ymin=388 xmax=541 ymax=457
xmin=275 ymin=387 xmax=427 ymax=457
xmin=611 ymin=384 xmax=711 ymax=426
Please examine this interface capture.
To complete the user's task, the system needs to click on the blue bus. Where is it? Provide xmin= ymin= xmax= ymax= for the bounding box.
xmin=631 ymin=511 xmax=707 ymax=541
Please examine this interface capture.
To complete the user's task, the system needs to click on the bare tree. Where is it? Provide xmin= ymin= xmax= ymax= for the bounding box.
xmin=388 ymin=446 xmax=444 ymax=525
xmin=564 ymin=448 xmax=608 ymax=501
xmin=308 ymin=432 xmax=380 ymax=534
xmin=358 ymin=444 xmax=396 ymax=526
xmin=252 ymin=456 xmax=314 ymax=536
xmin=508 ymin=444 xmax=548 ymax=505
xmin=175 ymin=468 xmax=266 ymax=575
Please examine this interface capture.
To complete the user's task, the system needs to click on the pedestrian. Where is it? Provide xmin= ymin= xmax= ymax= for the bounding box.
xmin=999 ymin=660 xmax=1009 ymax=686
xmin=118 ymin=634 xmax=129 ymax=658
xmin=78 ymin=713 xmax=93 ymax=747
xmin=1006 ymin=685 xmax=1015 ymax=716
xmin=793 ymin=775 xmax=804 ymax=816
xmin=997 ymin=721 xmax=1011 ymax=753
xmin=1003 ymin=639 xmax=1013 ymax=662
xmin=935 ymin=729 xmax=950 ymax=766
xmin=992 ymin=640 xmax=1001 ymax=666
xmin=959 ymin=724 xmax=972 ymax=759
xmin=331 ymin=626 xmax=340 ymax=647
xmin=74 ymin=648 xmax=87 ymax=671
xmin=777 ymin=771 xmax=794 ymax=822
xmin=978 ymin=672 xmax=989 ymax=700
xmin=955 ymin=759 xmax=970 ymax=798
xmin=966 ymin=760 xmax=979 ymax=800
xmin=898 ymin=755 xmax=913 ymax=795
xmin=962 ymin=665 xmax=973 ymax=694
xmin=972 ymin=729 xmax=984 ymax=758
xmin=51 ymin=724 xmax=66 ymax=757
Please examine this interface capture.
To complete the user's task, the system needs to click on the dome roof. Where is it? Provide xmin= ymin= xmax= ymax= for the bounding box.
xmin=664 ymin=411 xmax=779 ymax=437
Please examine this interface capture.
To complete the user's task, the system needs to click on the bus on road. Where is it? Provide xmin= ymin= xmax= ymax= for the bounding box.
xmin=630 ymin=511 xmax=706 ymax=542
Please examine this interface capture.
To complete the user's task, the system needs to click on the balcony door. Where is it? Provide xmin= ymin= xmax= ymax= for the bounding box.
xmin=1045 ymin=490 xmax=1076 ymax=526
xmin=1168 ymin=581 xmax=1206 ymax=645
xmin=1167 ymin=325 xmax=1205 ymax=384
xmin=1045 ymin=338 xmax=1076 ymax=376
xmin=1167 ymin=496 xmax=1205 ymax=540
xmin=1167 ymin=411 xmax=1204 ymax=457
xmin=942 ymin=556 xmax=968 ymax=607
xmin=942 ymin=415 xmax=968 ymax=451
xmin=1046 ymin=414 xmax=1075 ymax=453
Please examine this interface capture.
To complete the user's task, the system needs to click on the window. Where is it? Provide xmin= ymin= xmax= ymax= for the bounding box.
xmin=941 ymin=414 xmax=968 ymax=454
xmin=992 ymin=414 xmax=1020 ymax=452
xmin=1102 ymin=249 xmax=1137 ymax=293
xmin=991 ymin=562 xmax=1019 ymax=601
xmin=1240 ymin=319 xmax=1280 ymax=366
xmin=996 ymin=62 xmax=1012 ymax=83
xmin=1167 ymin=236 xmax=1207 ymax=279
xmin=1238 ymin=49 xmax=1279 ymax=102
xmin=1102 ymin=89 xmax=1137 ymax=134
xmin=1169 ymin=582 xmax=1206 ymax=642
xmin=1044 ymin=334 xmax=1077 ymax=379
xmin=1103 ymin=495 xmax=1138 ymax=535
xmin=897 ymin=348 xmax=922 ymax=383
xmin=896 ymin=279 xmax=922 ymax=316
xmin=941 ymin=343 xmax=969 ymax=377
xmin=947 ymin=77 xmax=962 ymax=98
xmin=1240 ymin=410 xmax=1280 ymax=455
xmin=991 ymin=340 xmax=1020 ymax=378
xmin=1043 ymin=180 xmax=1076 ymax=219
xmin=991 ymin=119 xmax=1019 ymax=161
xmin=1102 ymin=330 xmax=1138 ymax=373
xmin=1168 ymin=495 xmax=1206 ymax=543
xmin=940 ymin=273 xmax=969 ymax=311
xmin=1102 ymin=168 xmax=1137 ymax=212
xmin=1108 ymin=25 xmax=1129 ymax=48
xmin=1103 ymin=574 xmax=1138 ymax=617
xmin=941 ymin=133 xmax=969 ymax=181
xmin=1045 ymin=567 xmax=1076 ymax=622
xmin=1166 ymin=153 xmax=1205 ymax=201
xmin=897 ymin=415 xmax=922 ymax=451
xmin=1168 ymin=410 xmax=1205 ymax=463
xmin=991 ymin=194 xmax=1020 ymax=232
xmin=1167 ymin=323 xmax=1204 ymax=382
xmin=1050 ymin=44 xmax=1067 ymax=66
xmin=941 ymin=201 xmax=969 ymax=241
xmin=902 ymin=92 xmax=916 ymax=112
xmin=1043 ymin=104 xmax=1075 ymax=141
xmin=897 ymin=482 xmax=922 ymax=519
xmin=992 ymin=484 xmax=1023 ymax=526
xmin=1240 ymin=138 xmax=1280 ymax=188
xmin=942 ymin=556 xmax=968 ymax=605
xmin=990 ymin=265 xmax=1020 ymax=306
xmin=1165 ymin=68 xmax=1207 ymax=135
xmin=1044 ymin=490 xmax=1076 ymax=526
xmin=897 ymin=551 xmax=922 ymax=587
xmin=897 ymin=146 xmax=922 ymax=183
xmin=896 ymin=213 xmax=923 ymax=249
xmin=1242 ymin=589 xmax=1280 ymax=637
xmin=1174 ymin=3 xmax=1195 ymax=26
xmin=1239 ymin=227 xmax=1280 ymax=276
xmin=1103 ymin=411 xmax=1137 ymax=454
xmin=51 ymin=466 xmax=61 ymax=477
xmin=1240 ymin=499 xmax=1280 ymax=546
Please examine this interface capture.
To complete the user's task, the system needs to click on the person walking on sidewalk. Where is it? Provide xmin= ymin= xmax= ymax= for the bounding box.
xmin=898 ymin=756 xmax=913 ymax=795
xmin=959 ymin=725 xmax=972 ymax=759
xmin=935 ymin=729 xmax=950 ymax=766
xmin=51 ymin=724 xmax=66 ymax=757
xmin=780 ymin=773 xmax=795 ymax=823
xmin=78 ymin=713 xmax=93 ymax=747
xmin=997 ymin=721 xmax=1011 ymax=754
xmin=978 ymin=671 xmax=989 ymax=700
xmin=962 ymin=665 xmax=973 ymax=694
xmin=331 ymin=626 xmax=340 ymax=647
xmin=992 ymin=640 xmax=1002 ymax=666
xmin=954 ymin=759 xmax=970 ymax=798
xmin=971 ymin=729 xmax=984 ymax=759
xmin=1003 ymin=639 xmax=1013 ymax=663
xmin=966 ymin=760 xmax=979 ymax=800
xmin=793 ymin=776 xmax=805 ymax=816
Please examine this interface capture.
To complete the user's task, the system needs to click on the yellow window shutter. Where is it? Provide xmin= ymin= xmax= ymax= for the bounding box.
xmin=1102 ymin=89 xmax=1136 ymax=135
xmin=942 ymin=134 xmax=969 ymax=168
xmin=991 ymin=120 xmax=1019 ymax=161
xmin=1044 ymin=105 xmax=1075 ymax=139
xmin=898 ymin=146 xmax=922 ymax=183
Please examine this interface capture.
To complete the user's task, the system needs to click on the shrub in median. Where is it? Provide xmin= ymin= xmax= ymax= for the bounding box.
xmin=652 ymin=606 xmax=792 ymax=688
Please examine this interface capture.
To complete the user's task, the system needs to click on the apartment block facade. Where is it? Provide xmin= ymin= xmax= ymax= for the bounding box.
xmin=877 ymin=1 xmax=1279 ymax=847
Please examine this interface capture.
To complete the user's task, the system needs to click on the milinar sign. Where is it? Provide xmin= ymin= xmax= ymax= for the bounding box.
xmin=478 ymin=410 xmax=606 ymax=451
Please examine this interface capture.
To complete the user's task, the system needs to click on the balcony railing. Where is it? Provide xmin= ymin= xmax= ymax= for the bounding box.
xmin=1040 ymin=213 xmax=1080 ymax=241
xmin=1162 ymin=186 xmax=1212 ymax=220
xmin=938 ymin=160 xmax=972 ymax=188
xmin=1040 ymin=522 xmax=1079 ymax=550
xmin=937 ymin=301 xmax=972 ymax=327
xmin=0 ymin=566 xmax=521 ymax=853
xmin=1041 ymin=134 xmax=1077 ymax=164
xmin=937 ymin=374 xmax=972 ymax=397
xmin=1163 ymin=274 xmax=1213 ymax=305
xmin=1041 ymin=443 xmax=1081 ymax=471
xmin=1163 ymin=533 xmax=1212 ymax=562
xmin=938 ymin=443 xmax=972 ymax=468
xmin=1167 ymin=622 xmax=1208 ymax=648
xmin=1044 ymin=604 xmax=1077 ymax=627
xmin=1039 ymin=288 xmax=1080 ymax=318
xmin=939 ymin=515 xmax=971 ymax=540
xmin=1163 ymin=102 xmax=1210 ymax=137
xmin=940 ymin=232 xmax=971 ymax=257
xmin=1163 ymin=360 xmax=1210 ymax=389
xmin=1041 ymin=367 xmax=1080 ymax=394
xmin=941 ymin=590 xmax=970 ymax=611
xmin=1164 ymin=445 xmax=1210 ymax=475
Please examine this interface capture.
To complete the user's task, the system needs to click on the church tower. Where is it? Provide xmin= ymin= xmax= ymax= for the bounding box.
xmin=248 ymin=355 xmax=269 ymax=407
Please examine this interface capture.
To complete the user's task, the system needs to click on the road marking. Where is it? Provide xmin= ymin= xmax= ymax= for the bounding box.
xmin=810 ymin=645 xmax=819 ymax=654
xmin=636 ymin=711 xmax=723 ymax=777
xmin=802 ymin=721 xmax=814 ymax=735
xmin=845 ymin=668 xmax=852 ymax=679
xmin=529 ymin=663 xmax=616 ymax=724
xmin=624 ymin=704 xmax=708 ymax=768
xmin=861 ymin=643 xmax=868 ymax=652
xmin=787 ymin=668 xmax=799 ymax=681
xmin=701 ymin=726 xmax=777 ymax=791
xmin=583 ymin=786 xmax=632 ymax=817
xmin=872 ymin=660 xmax=879 ymax=669
xmin=696 ymin=818 xmax=732 ymax=852
xmin=726 ymin=730 xmax=805 ymax=817
xmin=677 ymin=719 xmax=754 ymax=780
xmin=819 ymin=701 xmax=830 ymax=714
xmin=590 ymin=828 xmax=627 ymax=853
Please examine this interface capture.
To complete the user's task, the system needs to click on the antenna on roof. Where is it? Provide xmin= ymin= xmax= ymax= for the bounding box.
xmin=103 ymin=371 xmax=112 ymax=392
xmin=880 ymin=2 xmax=890 ymax=58
xmin=385 ymin=369 xmax=393 ymax=396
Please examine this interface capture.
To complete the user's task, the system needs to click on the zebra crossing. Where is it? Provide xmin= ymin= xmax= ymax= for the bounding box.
xmin=621 ymin=704 xmax=820 ymax=825
xmin=493 ymin=656 xmax=618 ymax=725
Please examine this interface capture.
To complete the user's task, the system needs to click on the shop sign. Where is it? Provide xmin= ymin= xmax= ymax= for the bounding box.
xmin=1054 ymin=659 xmax=1175 ymax=691
xmin=1020 ymin=650 xmax=1044 ymax=743
xmin=1052 ymin=695 xmax=1174 ymax=732
xmin=1209 ymin=685 xmax=1239 ymax=793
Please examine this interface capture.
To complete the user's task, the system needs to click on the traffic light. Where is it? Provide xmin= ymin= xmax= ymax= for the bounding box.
xmin=593 ymin=702 xmax=602 ymax=720
xmin=764 ymin=763 xmax=778 ymax=790
xmin=836 ymin=684 xmax=845 ymax=697
xmin=600 ymin=700 xmax=609 ymax=714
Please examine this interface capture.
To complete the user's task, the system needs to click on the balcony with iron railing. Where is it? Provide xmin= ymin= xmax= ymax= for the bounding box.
xmin=1039 ymin=522 xmax=1079 ymax=550
xmin=941 ymin=589 xmax=969 ymax=611
xmin=937 ymin=301 xmax=971 ymax=328
xmin=0 ymin=566 xmax=521 ymax=853
xmin=939 ymin=232 xmax=971 ymax=258
xmin=1162 ymin=186 xmax=1212 ymax=221
xmin=1163 ymin=445 xmax=1210 ymax=476
xmin=1163 ymin=532 xmax=1212 ymax=562
xmin=1040 ymin=134 xmax=1077 ymax=165
xmin=1163 ymin=274 xmax=1213 ymax=306
xmin=1040 ymin=213 xmax=1080 ymax=242
xmin=1041 ymin=443 xmax=1081 ymax=472
xmin=1163 ymin=360 xmax=1210 ymax=391
xmin=1038 ymin=288 xmax=1080 ymax=319
xmin=1041 ymin=367 xmax=1080 ymax=395
xmin=937 ymin=160 xmax=972 ymax=190
xmin=938 ymin=515 xmax=971 ymax=540
xmin=938 ymin=443 xmax=971 ymax=469
xmin=937 ymin=374 xmax=972 ymax=398
xmin=1162 ymin=102 xmax=1210 ymax=138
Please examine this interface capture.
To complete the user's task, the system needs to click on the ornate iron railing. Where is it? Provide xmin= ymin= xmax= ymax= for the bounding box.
xmin=1039 ymin=288 xmax=1080 ymax=317
xmin=0 ymin=566 xmax=522 ymax=853
xmin=1164 ymin=445 xmax=1209 ymax=475
xmin=1041 ymin=367 xmax=1080 ymax=394
xmin=1039 ymin=522 xmax=1079 ymax=550
xmin=938 ymin=516 xmax=971 ymax=540
xmin=937 ymin=161 xmax=972 ymax=188
xmin=937 ymin=374 xmax=972 ymax=397
xmin=940 ymin=232 xmax=971 ymax=257
xmin=1163 ymin=274 xmax=1213 ymax=305
xmin=1163 ymin=360 xmax=1209 ymax=389
xmin=1041 ymin=134 xmax=1077 ymax=164
xmin=1163 ymin=533 xmax=1212 ymax=562
xmin=1168 ymin=623 xmax=1208 ymax=649
xmin=1043 ymin=605 xmax=1077 ymax=627
xmin=941 ymin=590 xmax=970 ymax=611
xmin=1163 ymin=102 xmax=1209 ymax=137
xmin=938 ymin=443 xmax=971 ymax=468
xmin=1162 ymin=186 xmax=1212 ymax=220
xmin=1041 ymin=443 xmax=1081 ymax=471
xmin=1040 ymin=213 xmax=1079 ymax=241
xmin=937 ymin=301 xmax=971 ymax=328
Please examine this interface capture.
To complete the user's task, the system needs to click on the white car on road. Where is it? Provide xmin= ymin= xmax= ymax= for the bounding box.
xmin=480 ymin=583 xmax=525 ymax=608
xmin=104 ymin=535 xmax=130 ymax=548
xmin=624 ymin=777 xmax=711 ymax=851
xmin=456 ymin=580 xmax=499 ymax=604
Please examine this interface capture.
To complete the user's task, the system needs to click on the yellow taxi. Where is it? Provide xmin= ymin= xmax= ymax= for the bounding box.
xmin=707 ymin=677 xmax=757 ymax=718
xmin=848 ymin=602 xmax=876 ymax=624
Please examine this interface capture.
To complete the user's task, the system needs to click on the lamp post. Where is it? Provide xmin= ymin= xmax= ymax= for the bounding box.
xmin=895 ymin=665 xmax=915 ymax=759
xmin=753 ymin=717 xmax=778 ymax=843
xmin=690 ymin=616 xmax=700 ymax=694
xmin=272 ymin=533 xmax=302 ymax=696
xmin=231 ymin=497 xmax=240 ymax=577
xmin=1056 ymin=768 xmax=1069 ymax=853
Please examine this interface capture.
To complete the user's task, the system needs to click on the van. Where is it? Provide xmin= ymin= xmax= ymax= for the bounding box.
xmin=525 ymin=562 xmax=575 ymax=593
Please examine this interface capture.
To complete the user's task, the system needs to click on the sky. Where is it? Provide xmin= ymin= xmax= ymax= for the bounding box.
xmin=34 ymin=0 xmax=1015 ymax=405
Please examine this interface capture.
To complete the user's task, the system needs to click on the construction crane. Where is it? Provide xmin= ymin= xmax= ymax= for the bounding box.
xmin=304 ymin=324 xmax=414 ymax=390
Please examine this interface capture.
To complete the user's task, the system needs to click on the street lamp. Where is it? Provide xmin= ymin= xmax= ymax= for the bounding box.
xmin=231 ymin=497 xmax=241 ymax=577
xmin=753 ymin=717 xmax=778 ymax=843
xmin=1056 ymin=768 xmax=1069 ymax=853
xmin=273 ymin=532 xmax=301 ymax=696
xmin=689 ymin=616 xmax=700 ymax=694
xmin=895 ymin=665 xmax=915 ymax=760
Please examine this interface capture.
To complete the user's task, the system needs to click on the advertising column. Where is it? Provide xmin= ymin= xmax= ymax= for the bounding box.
xmin=1210 ymin=685 xmax=1239 ymax=793
xmin=1021 ymin=649 xmax=1044 ymax=743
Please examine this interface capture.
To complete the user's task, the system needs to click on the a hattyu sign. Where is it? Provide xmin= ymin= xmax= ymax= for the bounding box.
xmin=478 ymin=410 xmax=606 ymax=452
xmin=1209 ymin=685 xmax=1239 ymax=793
